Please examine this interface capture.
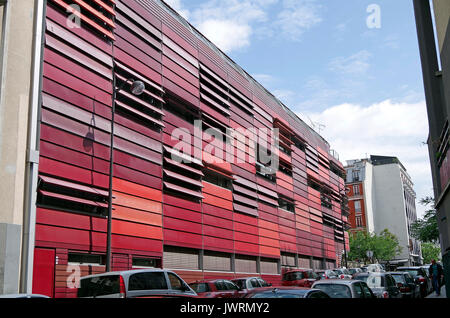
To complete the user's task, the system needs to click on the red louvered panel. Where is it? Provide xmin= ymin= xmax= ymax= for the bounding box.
xmin=42 ymin=79 xmax=111 ymax=119
xmin=163 ymin=229 xmax=202 ymax=249
xmin=164 ymin=193 xmax=202 ymax=212
xmin=43 ymin=63 xmax=112 ymax=106
xmin=39 ymin=157 xmax=109 ymax=189
xmin=40 ymin=141 xmax=109 ymax=174
xmin=46 ymin=5 xmax=113 ymax=54
xmin=50 ymin=0 xmax=115 ymax=40
xmin=202 ymin=203 xmax=233 ymax=221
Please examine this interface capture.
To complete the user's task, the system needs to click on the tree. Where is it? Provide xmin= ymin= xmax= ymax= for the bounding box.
xmin=348 ymin=229 xmax=402 ymax=264
xmin=410 ymin=197 xmax=440 ymax=243
xmin=421 ymin=242 xmax=442 ymax=264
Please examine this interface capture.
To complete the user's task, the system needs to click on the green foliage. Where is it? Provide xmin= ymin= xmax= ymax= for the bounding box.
xmin=410 ymin=197 xmax=440 ymax=243
xmin=421 ymin=242 xmax=442 ymax=264
xmin=348 ymin=229 xmax=402 ymax=263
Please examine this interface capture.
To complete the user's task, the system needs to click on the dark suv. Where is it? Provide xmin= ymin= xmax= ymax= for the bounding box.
xmin=282 ymin=269 xmax=320 ymax=288
xmin=396 ymin=266 xmax=432 ymax=297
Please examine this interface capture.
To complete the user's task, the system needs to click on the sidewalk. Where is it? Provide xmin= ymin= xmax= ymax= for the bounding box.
xmin=426 ymin=285 xmax=447 ymax=298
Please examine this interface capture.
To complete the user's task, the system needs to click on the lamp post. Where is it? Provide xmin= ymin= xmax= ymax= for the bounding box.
xmin=105 ymin=76 xmax=145 ymax=272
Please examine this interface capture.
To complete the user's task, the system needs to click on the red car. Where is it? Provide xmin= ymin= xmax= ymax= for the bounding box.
xmin=282 ymin=269 xmax=320 ymax=288
xmin=189 ymin=279 xmax=242 ymax=298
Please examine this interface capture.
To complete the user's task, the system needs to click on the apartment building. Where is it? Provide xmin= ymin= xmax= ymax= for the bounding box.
xmin=0 ymin=0 xmax=349 ymax=297
xmin=345 ymin=156 xmax=422 ymax=266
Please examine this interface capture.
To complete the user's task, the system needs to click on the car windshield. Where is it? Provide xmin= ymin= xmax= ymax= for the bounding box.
xmin=189 ymin=283 xmax=209 ymax=293
xmin=284 ymin=272 xmax=304 ymax=280
xmin=327 ymin=271 xmax=338 ymax=277
xmin=401 ymin=269 xmax=419 ymax=276
xmin=232 ymin=280 xmax=246 ymax=290
xmin=356 ymin=275 xmax=385 ymax=288
xmin=348 ymin=269 xmax=357 ymax=274
xmin=314 ymin=284 xmax=352 ymax=298
xmin=391 ymin=275 xmax=406 ymax=284
xmin=306 ymin=271 xmax=318 ymax=279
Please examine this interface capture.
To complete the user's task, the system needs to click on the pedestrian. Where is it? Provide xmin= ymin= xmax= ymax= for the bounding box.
xmin=428 ymin=259 xmax=444 ymax=296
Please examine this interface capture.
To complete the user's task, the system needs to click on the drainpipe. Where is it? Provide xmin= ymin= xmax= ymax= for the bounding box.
xmin=20 ymin=0 xmax=46 ymax=294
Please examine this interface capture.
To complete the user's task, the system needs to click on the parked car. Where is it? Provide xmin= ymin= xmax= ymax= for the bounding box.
xmin=315 ymin=269 xmax=339 ymax=280
xmin=189 ymin=279 xmax=241 ymax=298
xmin=77 ymin=269 xmax=197 ymax=298
xmin=396 ymin=266 xmax=432 ymax=297
xmin=281 ymin=269 xmax=320 ymax=288
xmin=231 ymin=277 xmax=272 ymax=295
xmin=333 ymin=268 xmax=353 ymax=279
xmin=348 ymin=268 xmax=363 ymax=278
xmin=243 ymin=287 xmax=330 ymax=299
xmin=0 ymin=294 xmax=50 ymax=298
xmin=312 ymin=279 xmax=376 ymax=298
xmin=389 ymin=272 xmax=421 ymax=298
xmin=366 ymin=264 xmax=385 ymax=273
xmin=353 ymin=272 xmax=402 ymax=298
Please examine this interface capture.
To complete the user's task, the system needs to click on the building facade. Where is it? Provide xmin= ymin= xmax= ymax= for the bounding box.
xmin=0 ymin=0 xmax=349 ymax=297
xmin=345 ymin=156 xmax=422 ymax=266
xmin=413 ymin=0 xmax=450 ymax=296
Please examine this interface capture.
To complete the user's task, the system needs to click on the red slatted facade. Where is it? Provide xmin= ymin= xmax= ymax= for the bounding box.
xmin=32 ymin=0 xmax=349 ymax=297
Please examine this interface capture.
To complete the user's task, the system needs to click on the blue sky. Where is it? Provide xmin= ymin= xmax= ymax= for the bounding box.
xmin=164 ymin=0 xmax=433 ymax=217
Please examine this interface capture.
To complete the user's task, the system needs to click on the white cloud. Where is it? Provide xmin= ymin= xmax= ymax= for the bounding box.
xmin=299 ymin=99 xmax=433 ymax=218
xmin=275 ymin=0 xmax=323 ymax=41
xmin=171 ymin=0 xmax=322 ymax=53
xmin=329 ymin=50 xmax=372 ymax=75
xmin=163 ymin=0 xmax=190 ymax=20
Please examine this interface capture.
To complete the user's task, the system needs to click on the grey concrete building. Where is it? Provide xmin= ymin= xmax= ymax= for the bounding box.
xmin=413 ymin=0 xmax=450 ymax=297
xmin=345 ymin=156 xmax=422 ymax=266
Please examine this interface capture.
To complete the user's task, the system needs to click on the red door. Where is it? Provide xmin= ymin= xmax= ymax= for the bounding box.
xmin=32 ymin=248 xmax=55 ymax=297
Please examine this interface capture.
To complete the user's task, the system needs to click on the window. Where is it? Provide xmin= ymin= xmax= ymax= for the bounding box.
xmin=78 ymin=275 xmax=120 ymax=298
xmin=190 ymin=283 xmax=209 ymax=293
xmin=167 ymin=273 xmax=184 ymax=291
xmin=355 ymin=216 xmax=363 ymax=228
xmin=353 ymin=282 xmax=364 ymax=298
xmin=352 ymin=170 xmax=360 ymax=182
xmin=250 ymin=278 xmax=260 ymax=288
xmin=313 ymin=284 xmax=352 ymax=298
xmin=224 ymin=281 xmax=239 ymax=291
xmin=353 ymin=185 xmax=360 ymax=195
xmin=278 ymin=160 xmax=293 ymax=176
xmin=132 ymin=257 xmax=157 ymax=268
xmin=128 ymin=272 xmax=168 ymax=291
xmin=68 ymin=253 xmax=105 ymax=265
xmin=203 ymin=169 xmax=232 ymax=189
xmin=361 ymin=283 xmax=374 ymax=298
xmin=354 ymin=200 xmax=362 ymax=213
xmin=278 ymin=198 xmax=295 ymax=213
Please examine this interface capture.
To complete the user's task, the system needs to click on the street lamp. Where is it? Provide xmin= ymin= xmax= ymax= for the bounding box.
xmin=105 ymin=77 xmax=145 ymax=272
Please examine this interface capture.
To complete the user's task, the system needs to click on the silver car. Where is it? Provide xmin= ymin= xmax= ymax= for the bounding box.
xmin=353 ymin=272 xmax=402 ymax=298
xmin=77 ymin=269 xmax=197 ymax=298
xmin=312 ymin=279 xmax=376 ymax=298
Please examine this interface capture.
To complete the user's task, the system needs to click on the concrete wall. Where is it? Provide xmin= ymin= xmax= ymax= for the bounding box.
xmin=372 ymin=164 xmax=411 ymax=263
xmin=433 ymin=0 xmax=450 ymax=53
xmin=363 ymin=161 xmax=375 ymax=233
xmin=0 ymin=0 xmax=37 ymax=294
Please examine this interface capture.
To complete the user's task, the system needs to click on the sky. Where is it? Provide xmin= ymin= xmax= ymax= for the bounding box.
xmin=163 ymin=0 xmax=433 ymax=218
